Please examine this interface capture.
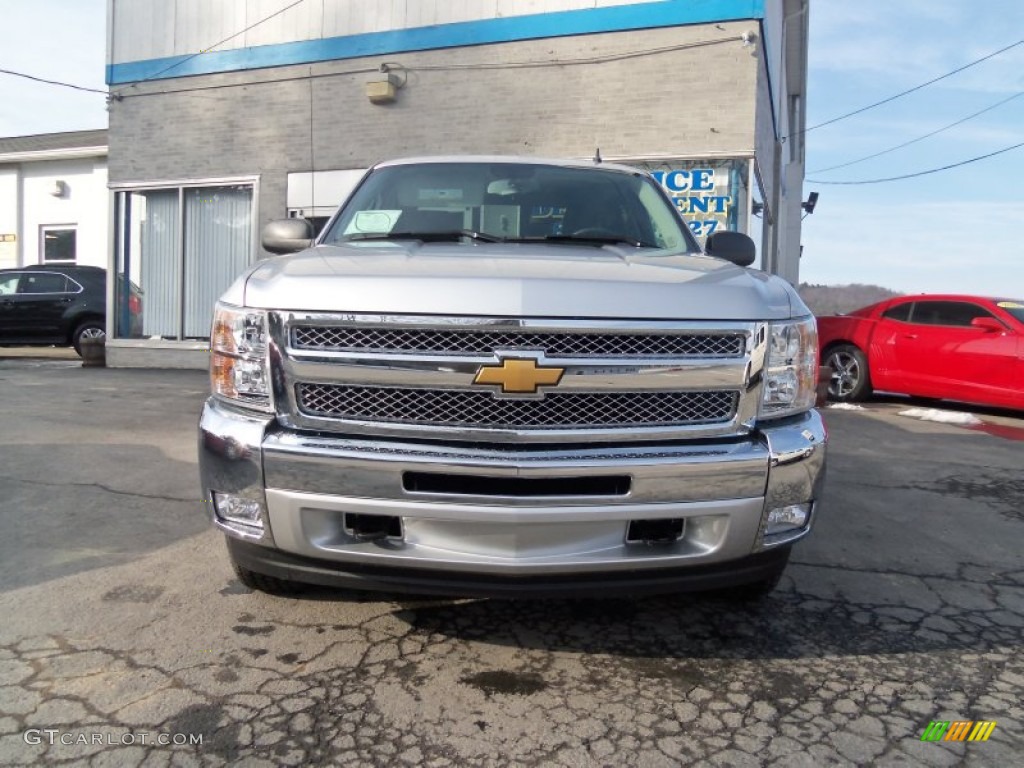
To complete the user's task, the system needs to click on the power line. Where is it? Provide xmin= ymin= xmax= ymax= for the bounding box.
xmin=806 ymin=140 xmax=1024 ymax=185
xmin=113 ymin=0 xmax=309 ymax=92
xmin=793 ymin=38 xmax=1024 ymax=138
xmin=810 ymin=90 xmax=1024 ymax=173
xmin=112 ymin=35 xmax=741 ymax=103
xmin=405 ymin=35 xmax=742 ymax=71
xmin=0 ymin=67 xmax=106 ymax=95
xmin=115 ymin=66 xmax=378 ymax=100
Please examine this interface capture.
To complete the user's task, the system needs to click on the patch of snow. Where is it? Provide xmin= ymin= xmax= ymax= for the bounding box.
xmin=827 ymin=403 xmax=865 ymax=411
xmin=897 ymin=408 xmax=982 ymax=426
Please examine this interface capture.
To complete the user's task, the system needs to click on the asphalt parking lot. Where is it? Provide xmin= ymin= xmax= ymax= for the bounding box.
xmin=0 ymin=356 xmax=1022 ymax=767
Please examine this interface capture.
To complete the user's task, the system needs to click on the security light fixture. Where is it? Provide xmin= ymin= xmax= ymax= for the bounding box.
xmin=801 ymin=191 xmax=819 ymax=214
xmin=366 ymin=77 xmax=398 ymax=104
xmin=366 ymin=65 xmax=405 ymax=105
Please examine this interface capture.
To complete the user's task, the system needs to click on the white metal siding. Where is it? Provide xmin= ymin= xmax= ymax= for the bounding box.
xmin=0 ymin=170 xmax=19 ymax=269
xmin=16 ymin=159 xmax=110 ymax=270
xmin=109 ymin=0 xmax=655 ymax=64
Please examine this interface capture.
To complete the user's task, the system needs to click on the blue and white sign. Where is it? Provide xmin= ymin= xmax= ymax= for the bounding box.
xmin=646 ymin=161 xmax=743 ymax=241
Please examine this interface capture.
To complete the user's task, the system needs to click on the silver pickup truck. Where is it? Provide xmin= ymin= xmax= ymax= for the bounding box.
xmin=199 ymin=156 xmax=826 ymax=598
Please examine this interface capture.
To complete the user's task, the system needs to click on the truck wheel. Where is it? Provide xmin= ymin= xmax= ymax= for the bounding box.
xmin=229 ymin=553 xmax=304 ymax=596
xmin=825 ymin=343 xmax=872 ymax=402
xmin=72 ymin=320 xmax=106 ymax=356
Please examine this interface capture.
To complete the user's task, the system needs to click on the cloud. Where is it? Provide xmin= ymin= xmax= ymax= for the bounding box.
xmin=810 ymin=0 xmax=1024 ymax=94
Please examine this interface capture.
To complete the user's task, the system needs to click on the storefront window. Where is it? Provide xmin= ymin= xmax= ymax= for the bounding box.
xmin=114 ymin=182 xmax=254 ymax=340
xmin=183 ymin=186 xmax=253 ymax=338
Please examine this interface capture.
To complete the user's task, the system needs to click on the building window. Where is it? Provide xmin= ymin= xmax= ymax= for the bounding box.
xmin=41 ymin=226 xmax=77 ymax=264
xmin=114 ymin=182 xmax=255 ymax=340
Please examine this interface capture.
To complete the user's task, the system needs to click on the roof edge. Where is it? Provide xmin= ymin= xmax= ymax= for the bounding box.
xmin=0 ymin=145 xmax=108 ymax=164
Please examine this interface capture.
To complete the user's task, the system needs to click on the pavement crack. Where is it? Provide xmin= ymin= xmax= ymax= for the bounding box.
xmin=790 ymin=559 xmax=1024 ymax=587
xmin=0 ymin=474 xmax=196 ymax=503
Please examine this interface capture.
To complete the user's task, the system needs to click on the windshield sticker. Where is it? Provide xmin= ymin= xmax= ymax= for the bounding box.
xmin=418 ymin=188 xmax=464 ymax=202
xmin=344 ymin=210 xmax=401 ymax=235
xmin=997 ymin=301 xmax=1023 ymax=309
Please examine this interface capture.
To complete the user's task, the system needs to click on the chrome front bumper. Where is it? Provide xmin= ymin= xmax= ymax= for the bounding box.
xmin=199 ymin=398 xmax=826 ymax=583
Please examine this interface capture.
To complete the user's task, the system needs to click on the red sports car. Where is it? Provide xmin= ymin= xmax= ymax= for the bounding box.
xmin=817 ymin=294 xmax=1024 ymax=411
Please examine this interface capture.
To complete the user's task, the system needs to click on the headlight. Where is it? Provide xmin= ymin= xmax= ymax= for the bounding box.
xmin=759 ymin=317 xmax=818 ymax=419
xmin=210 ymin=303 xmax=272 ymax=411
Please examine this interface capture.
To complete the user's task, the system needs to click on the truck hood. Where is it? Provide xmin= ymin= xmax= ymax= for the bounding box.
xmin=235 ymin=241 xmax=800 ymax=320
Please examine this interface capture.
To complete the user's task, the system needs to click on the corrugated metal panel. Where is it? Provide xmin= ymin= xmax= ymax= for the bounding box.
xmin=138 ymin=190 xmax=180 ymax=338
xmin=110 ymin=0 xmax=176 ymax=64
xmin=246 ymin=0 xmax=323 ymax=48
xmin=175 ymin=0 xmax=241 ymax=58
xmin=110 ymin=0 xmax=661 ymax=64
xmin=183 ymin=186 xmax=253 ymax=339
xmin=434 ymin=1 xmax=497 ymax=26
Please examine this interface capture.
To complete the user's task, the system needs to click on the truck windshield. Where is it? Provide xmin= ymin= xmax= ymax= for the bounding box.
xmin=320 ymin=162 xmax=699 ymax=253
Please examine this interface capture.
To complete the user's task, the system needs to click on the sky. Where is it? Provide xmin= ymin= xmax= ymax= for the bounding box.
xmin=0 ymin=0 xmax=1022 ymax=297
xmin=801 ymin=1 xmax=1024 ymax=297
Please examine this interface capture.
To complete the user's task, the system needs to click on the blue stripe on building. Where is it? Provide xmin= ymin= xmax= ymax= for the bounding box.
xmin=107 ymin=0 xmax=765 ymax=84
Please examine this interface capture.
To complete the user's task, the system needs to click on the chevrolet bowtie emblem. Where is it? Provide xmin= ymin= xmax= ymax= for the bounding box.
xmin=474 ymin=358 xmax=565 ymax=394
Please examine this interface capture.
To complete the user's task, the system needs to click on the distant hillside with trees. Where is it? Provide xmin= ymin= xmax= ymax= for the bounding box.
xmin=798 ymin=283 xmax=903 ymax=317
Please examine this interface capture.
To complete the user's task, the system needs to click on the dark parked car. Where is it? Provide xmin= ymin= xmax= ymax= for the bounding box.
xmin=0 ymin=265 xmax=139 ymax=356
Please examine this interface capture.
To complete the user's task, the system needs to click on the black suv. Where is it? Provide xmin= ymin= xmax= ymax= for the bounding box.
xmin=0 ymin=265 xmax=136 ymax=356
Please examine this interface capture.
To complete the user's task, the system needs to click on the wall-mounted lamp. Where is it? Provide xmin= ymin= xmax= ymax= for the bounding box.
xmin=801 ymin=191 xmax=819 ymax=214
xmin=50 ymin=180 xmax=68 ymax=198
xmin=366 ymin=75 xmax=399 ymax=104
xmin=366 ymin=64 xmax=406 ymax=105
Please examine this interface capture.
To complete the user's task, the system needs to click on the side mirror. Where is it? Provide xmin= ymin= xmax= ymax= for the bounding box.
xmin=262 ymin=218 xmax=315 ymax=255
xmin=705 ymin=230 xmax=756 ymax=267
xmin=970 ymin=316 xmax=1005 ymax=333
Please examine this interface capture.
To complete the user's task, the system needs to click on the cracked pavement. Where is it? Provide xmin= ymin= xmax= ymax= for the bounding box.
xmin=0 ymin=360 xmax=1022 ymax=766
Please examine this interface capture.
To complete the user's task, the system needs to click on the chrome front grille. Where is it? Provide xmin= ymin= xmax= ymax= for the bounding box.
xmin=296 ymin=384 xmax=739 ymax=430
xmin=291 ymin=326 xmax=745 ymax=358
xmin=277 ymin=313 xmax=762 ymax=442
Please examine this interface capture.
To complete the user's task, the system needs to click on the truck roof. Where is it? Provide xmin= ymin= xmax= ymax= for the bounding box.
xmin=372 ymin=155 xmax=645 ymax=176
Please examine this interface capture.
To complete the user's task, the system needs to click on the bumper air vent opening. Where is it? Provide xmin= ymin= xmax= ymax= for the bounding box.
xmin=626 ymin=519 xmax=685 ymax=545
xmin=344 ymin=513 xmax=403 ymax=541
xmin=403 ymin=472 xmax=631 ymax=497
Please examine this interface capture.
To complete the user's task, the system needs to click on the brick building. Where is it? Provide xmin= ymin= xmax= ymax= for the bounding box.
xmin=104 ymin=0 xmax=809 ymax=367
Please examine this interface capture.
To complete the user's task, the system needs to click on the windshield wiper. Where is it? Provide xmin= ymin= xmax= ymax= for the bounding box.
xmin=507 ymin=234 xmax=659 ymax=248
xmin=344 ymin=230 xmax=503 ymax=243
